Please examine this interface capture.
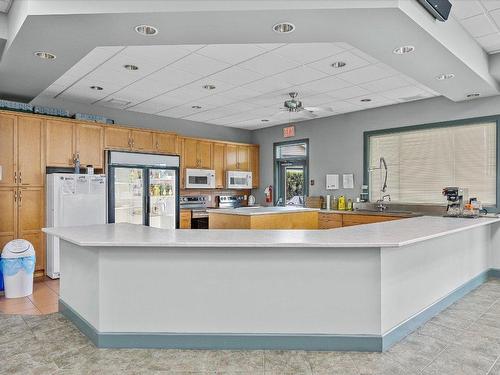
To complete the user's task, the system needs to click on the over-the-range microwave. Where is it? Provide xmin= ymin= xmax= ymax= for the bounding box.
xmin=227 ymin=171 xmax=253 ymax=189
xmin=185 ymin=169 xmax=216 ymax=189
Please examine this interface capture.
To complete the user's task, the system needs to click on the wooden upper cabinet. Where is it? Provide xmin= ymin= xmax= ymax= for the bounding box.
xmin=183 ymin=138 xmax=199 ymax=169
xmin=46 ymin=120 xmax=74 ymax=167
xmin=75 ymin=123 xmax=104 ymax=168
xmin=0 ymin=187 xmax=17 ymax=249
xmin=104 ymin=126 xmax=131 ymax=150
xmin=182 ymin=138 xmax=212 ymax=169
xmin=17 ymin=117 xmax=44 ymax=186
xmin=213 ymin=143 xmax=226 ymax=189
xmin=154 ymin=132 xmax=178 ymax=154
xmin=249 ymin=145 xmax=260 ymax=188
xmin=237 ymin=146 xmax=249 ymax=171
xmin=131 ymin=130 xmax=154 ymax=151
xmin=198 ymin=141 xmax=212 ymax=169
xmin=225 ymin=144 xmax=238 ymax=171
xmin=0 ymin=114 xmax=17 ymax=186
xmin=226 ymin=144 xmax=249 ymax=171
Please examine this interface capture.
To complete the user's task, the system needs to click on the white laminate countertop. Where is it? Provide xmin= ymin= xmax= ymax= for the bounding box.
xmin=207 ymin=206 xmax=319 ymax=216
xmin=43 ymin=216 xmax=500 ymax=248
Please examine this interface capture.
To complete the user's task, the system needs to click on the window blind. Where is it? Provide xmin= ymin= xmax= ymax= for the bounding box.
xmin=368 ymin=122 xmax=497 ymax=205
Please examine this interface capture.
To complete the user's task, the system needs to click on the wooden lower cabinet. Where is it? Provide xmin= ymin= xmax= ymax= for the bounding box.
xmin=319 ymin=212 xmax=404 ymax=228
xmin=318 ymin=213 xmax=342 ymax=229
xmin=209 ymin=211 xmax=319 ymax=230
xmin=0 ymin=187 xmax=45 ymax=273
xmin=180 ymin=210 xmax=191 ymax=229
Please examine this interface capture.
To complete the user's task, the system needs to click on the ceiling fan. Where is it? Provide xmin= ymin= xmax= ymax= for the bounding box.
xmin=271 ymin=92 xmax=335 ymax=120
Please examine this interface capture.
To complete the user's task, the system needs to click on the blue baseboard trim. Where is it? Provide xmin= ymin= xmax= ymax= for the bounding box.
xmin=59 ymin=268 xmax=500 ymax=352
xmin=59 ymin=300 xmax=381 ymax=351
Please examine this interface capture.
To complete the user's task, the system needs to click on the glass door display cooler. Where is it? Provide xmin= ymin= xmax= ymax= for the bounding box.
xmin=108 ymin=151 xmax=180 ymax=229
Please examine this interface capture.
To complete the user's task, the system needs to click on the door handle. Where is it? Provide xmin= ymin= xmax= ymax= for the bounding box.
xmin=19 ymin=171 xmax=22 ymax=184
xmin=18 ymin=190 xmax=22 ymax=207
xmin=14 ymin=171 xmax=17 ymax=184
xmin=14 ymin=191 xmax=17 ymax=203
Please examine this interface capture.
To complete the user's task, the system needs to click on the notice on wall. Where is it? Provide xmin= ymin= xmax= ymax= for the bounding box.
xmin=343 ymin=174 xmax=354 ymax=189
xmin=326 ymin=174 xmax=339 ymax=190
xmin=283 ymin=125 xmax=295 ymax=138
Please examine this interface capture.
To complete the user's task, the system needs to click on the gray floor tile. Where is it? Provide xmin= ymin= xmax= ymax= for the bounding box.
xmin=264 ymin=350 xmax=313 ymax=374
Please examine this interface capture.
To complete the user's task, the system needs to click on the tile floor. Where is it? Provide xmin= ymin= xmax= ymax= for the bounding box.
xmin=2 ymin=279 xmax=500 ymax=374
xmin=0 ymin=277 xmax=59 ymax=315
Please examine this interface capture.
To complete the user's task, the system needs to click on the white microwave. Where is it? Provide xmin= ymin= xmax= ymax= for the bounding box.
xmin=227 ymin=171 xmax=253 ymax=189
xmin=185 ymin=169 xmax=216 ymax=189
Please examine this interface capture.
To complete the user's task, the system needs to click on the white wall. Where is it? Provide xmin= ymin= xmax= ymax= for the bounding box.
xmin=251 ymin=95 xmax=500 ymax=204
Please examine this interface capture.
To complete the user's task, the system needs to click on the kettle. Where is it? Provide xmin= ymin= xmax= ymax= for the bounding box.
xmin=248 ymin=195 xmax=256 ymax=206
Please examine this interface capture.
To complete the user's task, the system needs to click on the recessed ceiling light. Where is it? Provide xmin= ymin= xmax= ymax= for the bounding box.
xmin=202 ymin=84 xmax=216 ymax=90
xmin=90 ymin=86 xmax=103 ymax=91
xmin=393 ymin=45 xmax=415 ymax=55
xmin=261 ymin=119 xmax=269 ymax=122
xmin=273 ymin=22 xmax=295 ymax=33
xmin=466 ymin=93 xmax=480 ymax=98
xmin=134 ymin=24 xmax=159 ymax=36
xmin=34 ymin=51 xmax=56 ymax=60
xmin=360 ymin=98 xmax=372 ymax=102
xmin=331 ymin=61 xmax=347 ymax=68
xmin=436 ymin=73 xmax=455 ymax=80
xmin=124 ymin=64 xmax=139 ymax=71
xmin=191 ymin=105 xmax=202 ymax=109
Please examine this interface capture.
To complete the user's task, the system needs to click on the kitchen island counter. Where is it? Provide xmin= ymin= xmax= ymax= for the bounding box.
xmin=44 ymin=216 xmax=499 ymax=248
xmin=43 ymin=216 xmax=500 ymax=352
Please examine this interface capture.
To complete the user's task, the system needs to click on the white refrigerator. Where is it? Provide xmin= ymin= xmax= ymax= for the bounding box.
xmin=46 ymin=174 xmax=107 ymax=279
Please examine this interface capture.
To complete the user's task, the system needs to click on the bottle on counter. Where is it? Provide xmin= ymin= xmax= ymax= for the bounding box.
xmin=326 ymin=195 xmax=331 ymax=210
xmin=347 ymin=198 xmax=353 ymax=211
xmin=338 ymin=196 xmax=346 ymax=210
xmin=332 ymin=195 xmax=338 ymax=210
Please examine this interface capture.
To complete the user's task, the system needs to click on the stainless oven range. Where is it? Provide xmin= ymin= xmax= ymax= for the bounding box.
xmin=180 ymin=195 xmax=209 ymax=229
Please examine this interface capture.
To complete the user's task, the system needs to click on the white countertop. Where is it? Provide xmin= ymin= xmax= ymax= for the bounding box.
xmin=207 ymin=206 xmax=319 ymax=216
xmin=43 ymin=216 xmax=500 ymax=248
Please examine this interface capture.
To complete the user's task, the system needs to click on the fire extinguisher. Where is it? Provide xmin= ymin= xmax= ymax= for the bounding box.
xmin=264 ymin=185 xmax=273 ymax=203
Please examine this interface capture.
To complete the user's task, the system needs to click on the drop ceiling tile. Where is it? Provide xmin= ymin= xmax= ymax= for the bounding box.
xmin=242 ymin=76 xmax=294 ymax=94
xmin=300 ymin=93 xmax=336 ymax=106
xmin=322 ymin=100 xmax=362 ymax=113
xmin=168 ymin=53 xmax=231 ymax=76
xmin=158 ymin=104 xmax=204 ymax=118
xmin=346 ymin=94 xmax=396 ymax=108
xmin=450 ymin=0 xmax=483 ymax=20
xmin=328 ymin=86 xmax=371 ymax=100
xmin=295 ymin=76 xmax=352 ymax=95
xmin=238 ymin=51 xmax=301 ymax=76
xmin=146 ymin=67 xmax=201 ymax=89
xmin=84 ymin=69 xmax=139 ymax=87
xmin=349 ymin=48 xmax=380 ymax=64
xmin=196 ymin=44 xmax=267 ymax=64
xmin=274 ymin=43 xmax=345 ymax=64
xmin=219 ymin=86 xmax=262 ymax=100
xmin=381 ymin=85 xmax=430 ymax=101
xmin=209 ymin=66 xmax=265 ymax=86
xmin=476 ymin=32 xmax=500 ymax=52
xmin=122 ymin=45 xmax=194 ymax=66
xmin=273 ymin=66 xmax=328 ymax=85
xmin=359 ymin=75 xmax=414 ymax=92
xmin=128 ymin=93 xmax=187 ymax=113
xmin=461 ymin=14 xmax=497 ymax=37
xmin=191 ymin=93 xmax=239 ymax=108
xmin=307 ymin=50 xmax=370 ymax=75
xmin=482 ymin=0 xmax=500 ymax=11
xmin=336 ymin=64 xmax=396 ymax=85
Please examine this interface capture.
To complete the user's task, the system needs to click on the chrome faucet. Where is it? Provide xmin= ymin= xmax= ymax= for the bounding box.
xmin=376 ymin=194 xmax=391 ymax=211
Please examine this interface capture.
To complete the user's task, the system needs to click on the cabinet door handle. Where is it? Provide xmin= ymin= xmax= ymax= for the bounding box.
xmin=14 ymin=191 xmax=17 ymax=202
xmin=19 ymin=171 xmax=22 ymax=184
xmin=18 ymin=190 xmax=22 ymax=207
xmin=156 ymin=141 xmax=159 ymax=149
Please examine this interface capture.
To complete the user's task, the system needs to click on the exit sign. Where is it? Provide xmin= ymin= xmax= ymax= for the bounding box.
xmin=283 ymin=125 xmax=295 ymax=138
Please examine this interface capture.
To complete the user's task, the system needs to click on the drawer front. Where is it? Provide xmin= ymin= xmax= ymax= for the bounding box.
xmin=342 ymin=214 xmax=400 ymax=226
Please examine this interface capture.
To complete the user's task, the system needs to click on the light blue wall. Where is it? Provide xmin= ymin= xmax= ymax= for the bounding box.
xmin=251 ymin=95 xmax=500 ymax=204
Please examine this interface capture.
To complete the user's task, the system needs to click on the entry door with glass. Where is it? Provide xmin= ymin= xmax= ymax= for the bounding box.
xmin=277 ymin=160 xmax=307 ymax=206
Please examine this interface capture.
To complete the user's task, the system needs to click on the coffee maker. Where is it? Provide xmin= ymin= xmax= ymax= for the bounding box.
xmin=442 ymin=187 xmax=468 ymax=217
